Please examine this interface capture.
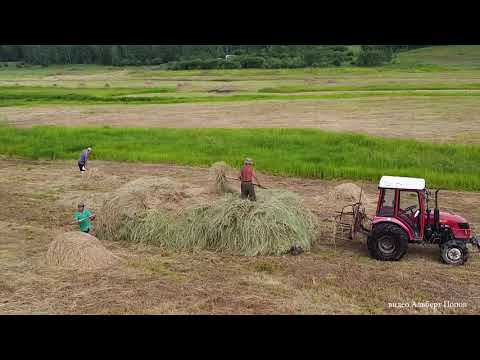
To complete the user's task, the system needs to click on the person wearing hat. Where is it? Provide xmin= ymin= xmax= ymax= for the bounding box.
xmin=238 ymin=158 xmax=262 ymax=201
xmin=78 ymin=147 xmax=92 ymax=177
xmin=71 ymin=202 xmax=96 ymax=233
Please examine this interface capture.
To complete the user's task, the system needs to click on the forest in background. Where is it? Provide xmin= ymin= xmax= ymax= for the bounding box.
xmin=0 ymin=45 xmax=427 ymax=69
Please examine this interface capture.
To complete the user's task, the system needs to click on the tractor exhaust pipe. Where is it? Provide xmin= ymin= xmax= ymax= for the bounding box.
xmin=434 ymin=190 xmax=440 ymax=232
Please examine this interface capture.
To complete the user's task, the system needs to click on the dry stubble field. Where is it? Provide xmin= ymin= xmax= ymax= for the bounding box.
xmin=1 ymin=158 xmax=479 ymax=314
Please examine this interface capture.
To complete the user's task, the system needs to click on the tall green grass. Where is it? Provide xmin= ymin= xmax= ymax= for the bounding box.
xmin=0 ymin=126 xmax=478 ymax=191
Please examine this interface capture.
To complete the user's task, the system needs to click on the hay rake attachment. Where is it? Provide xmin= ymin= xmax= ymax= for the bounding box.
xmin=332 ymin=186 xmax=372 ymax=242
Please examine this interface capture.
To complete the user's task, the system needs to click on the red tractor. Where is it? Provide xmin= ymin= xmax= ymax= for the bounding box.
xmin=337 ymin=176 xmax=478 ymax=265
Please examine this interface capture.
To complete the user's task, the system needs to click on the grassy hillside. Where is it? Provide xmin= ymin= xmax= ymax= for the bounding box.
xmin=395 ymin=46 xmax=480 ymax=67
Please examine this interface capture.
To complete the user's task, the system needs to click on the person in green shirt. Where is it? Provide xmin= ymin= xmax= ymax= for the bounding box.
xmin=71 ymin=202 xmax=96 ymax=233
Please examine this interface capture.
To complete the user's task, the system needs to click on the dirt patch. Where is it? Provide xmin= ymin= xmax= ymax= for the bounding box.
xmin=46 ymin=231 xmax=120 ymax=270
xmin=207 ymin=86 xmax=236 ymax=94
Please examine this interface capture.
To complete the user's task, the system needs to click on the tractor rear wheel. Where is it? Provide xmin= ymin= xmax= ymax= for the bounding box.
xmin=440 ymin=240 xmax=469 ymax=265
xmin=367 ymin=223 xmax=408 ymax=261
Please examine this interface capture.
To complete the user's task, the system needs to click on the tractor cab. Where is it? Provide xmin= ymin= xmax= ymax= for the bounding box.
xmin=366 ymin=176 xmax=479 ymax=265
xmin=375 ymin=176 xmax=426 ymax=241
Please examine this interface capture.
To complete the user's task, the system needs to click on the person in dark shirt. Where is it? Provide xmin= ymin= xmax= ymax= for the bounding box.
xmin=238 ymin=158 xmax=261 ymax=201
xmin=78 ymin=147 xmax=92 ymax=177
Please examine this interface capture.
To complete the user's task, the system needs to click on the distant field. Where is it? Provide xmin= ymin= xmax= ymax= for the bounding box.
xmin=0 ymin=126 xmax=478 ymax=191
xmin=3 ymin=86 xmax=480 ymax=107
xmin=395 ymin=46 xmax=480 ymax=67
xmin=1 ymin=47 xmax=480 ymax=144
xmin=2 ymin=95 xmax=480 ymax=144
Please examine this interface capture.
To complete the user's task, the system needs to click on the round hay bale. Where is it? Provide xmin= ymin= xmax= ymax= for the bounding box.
xmin=46 ymin=231 xmax=119 ymax=270
xmin=329 ymin=183 xmax=363 ymax=203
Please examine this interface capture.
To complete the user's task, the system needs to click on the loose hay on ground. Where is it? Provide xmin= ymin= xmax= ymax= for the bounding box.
xmin=46 ymin=231 xmax=119 ymax=270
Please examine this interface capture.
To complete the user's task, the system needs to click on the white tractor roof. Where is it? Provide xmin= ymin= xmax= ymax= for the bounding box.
xmin=379 ymin=176 xmax=425 ymax=190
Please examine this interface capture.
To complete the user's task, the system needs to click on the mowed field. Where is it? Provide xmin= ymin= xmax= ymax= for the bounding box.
xmin=1 ymin=46 xmax=480 ymax=314
xmin=1 ymin=158 xmax=479 ymax=314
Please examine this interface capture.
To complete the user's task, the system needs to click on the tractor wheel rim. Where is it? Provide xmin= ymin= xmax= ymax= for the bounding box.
xmin=447 ymin=248 xmax=462 ymax=262
xmin=378 ymin=236 xmax=395 ymax=254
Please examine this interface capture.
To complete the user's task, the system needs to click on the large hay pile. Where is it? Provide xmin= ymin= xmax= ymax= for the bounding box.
xmin=125 ymin=209 xmax=177 ymax=246
xmin=118 ymin=190 xmax=317 ymax=256
xmin=96 ymin=191 xmax=147 ymax=241
xmin=46 ymin=231 xmax=119 ymax=270
xmin=95 ymin=176 xmax=185 ymax=241
xmin=178 ymin=190 xmax=317 ymax=256
xmin=95 ymin=172 xmax=318 ymax=256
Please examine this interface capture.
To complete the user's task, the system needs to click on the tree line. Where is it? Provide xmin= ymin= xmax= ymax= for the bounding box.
xmin=0 ymin=45 xmax=427 ymax=69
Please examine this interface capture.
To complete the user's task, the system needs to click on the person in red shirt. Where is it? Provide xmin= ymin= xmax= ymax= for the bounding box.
xmin=239 ymin=158 xmax=261 ymax=201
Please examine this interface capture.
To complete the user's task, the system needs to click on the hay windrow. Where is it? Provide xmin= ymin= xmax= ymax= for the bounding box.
xmin=46 ymin=231 xmax=119 ymax=270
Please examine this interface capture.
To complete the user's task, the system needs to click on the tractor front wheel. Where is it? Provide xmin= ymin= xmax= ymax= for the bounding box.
xmin=440 ymin=240 xmax=468 ymax=265
xmin=367 ymin=223 xmax=408 ymax=261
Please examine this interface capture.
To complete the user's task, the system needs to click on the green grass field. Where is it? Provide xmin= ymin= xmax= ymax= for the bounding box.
xmin=395 ymin=46 xmax=480 ymax=67
xmin=259 ymin=83 xmax=480 ymax=93
xmin=0 ymin=125 xmax=478 ymax=191
xmin=2 ymin=47 xmax=480 ymax=106
xmin=2 ymin=85 xmax=480 ymax=107
xmin=1 ymin=46 xmax=479 ymax=190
